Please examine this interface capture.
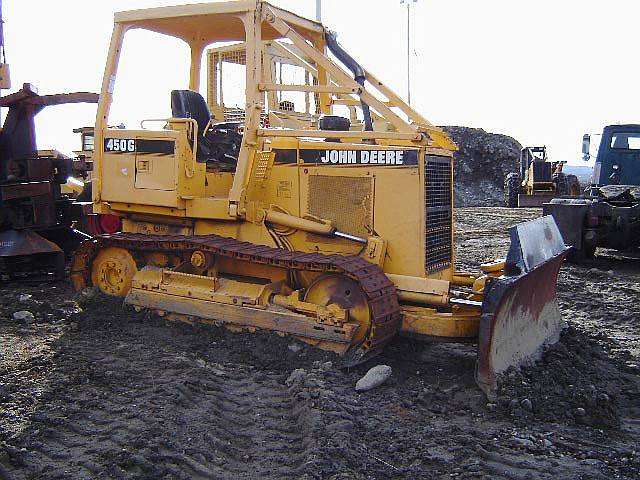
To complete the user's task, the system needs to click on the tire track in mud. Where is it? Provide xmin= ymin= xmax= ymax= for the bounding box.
xmin=2 ymin=305 xmax=333 ymax=480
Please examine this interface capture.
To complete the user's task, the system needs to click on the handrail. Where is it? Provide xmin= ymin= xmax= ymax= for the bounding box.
xmin=172 ymin=118 xmax=198 ymax=179
xmin=140 ymin=118 xmax=169 ymax=129
xmin=258 ymin=128 xmax=421 ymax=141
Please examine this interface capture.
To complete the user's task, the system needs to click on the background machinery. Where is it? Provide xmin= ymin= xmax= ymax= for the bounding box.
xmin=544 ymin=124 xmax=640 ymax=260
xmin=72 ymin=1 xmax=570 ymax=397
xmin=0 ymin=84 xmax=98 ymax=278
xmin=0 ymin=0 xmax=100 ymax=279
xmin=505 ymin=146 xmax=580 ymax=207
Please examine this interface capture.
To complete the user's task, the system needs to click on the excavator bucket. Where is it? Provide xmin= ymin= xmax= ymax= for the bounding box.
xmin=476 ymin=216 xmax=570 ymax=399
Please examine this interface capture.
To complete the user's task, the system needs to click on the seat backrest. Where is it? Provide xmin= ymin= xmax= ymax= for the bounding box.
xmin=171 ymin=90 xmax=211 ymax=135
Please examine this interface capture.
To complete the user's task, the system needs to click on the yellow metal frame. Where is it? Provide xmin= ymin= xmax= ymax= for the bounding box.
xmin=94 ymin=1 xmax=455 ymax=215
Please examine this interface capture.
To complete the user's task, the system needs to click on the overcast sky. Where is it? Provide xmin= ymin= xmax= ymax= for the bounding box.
xmin=4 ymin=0 xmax=639 ymax=164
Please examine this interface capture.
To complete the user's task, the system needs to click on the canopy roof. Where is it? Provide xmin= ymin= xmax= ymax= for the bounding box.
xmin=114 ymin=1 xmax=324 ymax=45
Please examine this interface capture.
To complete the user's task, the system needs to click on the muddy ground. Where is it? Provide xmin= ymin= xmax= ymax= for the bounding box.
xmin=0 ymin=207 xmax=639 ymax=479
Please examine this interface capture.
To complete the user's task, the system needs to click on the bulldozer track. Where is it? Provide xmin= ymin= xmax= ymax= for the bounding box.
xmin=72 ymin=233 xmax=402 ymax=364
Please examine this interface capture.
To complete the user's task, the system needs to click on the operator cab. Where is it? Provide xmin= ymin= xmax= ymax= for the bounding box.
xmin=520 ymin=146 xmax=550 ymax=181
xmin=95 ymin=2 xmax=336 ymax=214
xmin=94 ymin=1 xmax=452 ymax=221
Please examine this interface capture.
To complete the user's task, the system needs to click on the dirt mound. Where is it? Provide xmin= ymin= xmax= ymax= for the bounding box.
xmin=496 ymin=326 xmax=635 ymax=428
xmin=442 ymin=126 xmax=521 ymax=207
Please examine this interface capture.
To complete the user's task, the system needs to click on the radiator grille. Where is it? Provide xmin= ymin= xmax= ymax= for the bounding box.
xmin=425 ymin=155 xmax=452 ymax=273
xmin=307 ymin=175 xmax=373 ymax=239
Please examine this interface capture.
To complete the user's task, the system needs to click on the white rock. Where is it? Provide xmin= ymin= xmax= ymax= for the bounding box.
xmin=81 ymin=288 xmax=97 ymax=300
xmin=355 ymin=365 xmax=392 ymax=392
xmin=18 ymin=294 xmax=32 ymax=302
xmin=13 ymin=311 xmax=35 ymax=323
xmin=288 ymin=343 xmax=302 ymax=353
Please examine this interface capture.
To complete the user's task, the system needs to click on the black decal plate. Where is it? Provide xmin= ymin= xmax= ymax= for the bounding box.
xmin=273 ymin=149 xmax=298 ymax=164
xmin=299 ymin=149 xmax=418 ymax=166
xmin=104 ymin=138 xmax=175 ymax=155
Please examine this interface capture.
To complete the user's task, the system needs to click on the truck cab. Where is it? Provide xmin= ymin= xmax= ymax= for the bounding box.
xmin=586 ymin=124 xmax=640 ymax=187
xmin=545 ymin=124 xmax=640 ymax=260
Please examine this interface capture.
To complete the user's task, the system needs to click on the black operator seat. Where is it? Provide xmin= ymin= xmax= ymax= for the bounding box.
xmin=170 ymin=90 xmax=242 ymax=171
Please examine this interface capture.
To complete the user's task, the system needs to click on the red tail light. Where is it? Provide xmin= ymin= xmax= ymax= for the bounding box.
xmin=98 ymin=214 xmax=122 ymax=234
xmin=86 ymin=214 xmax=122 ymax=235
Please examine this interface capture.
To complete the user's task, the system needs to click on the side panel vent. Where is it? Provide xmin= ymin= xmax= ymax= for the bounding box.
xmin=425 ymin=155 xmax=452 ymax=273
xmin=307 ymin=175 xmax=373 ymax=239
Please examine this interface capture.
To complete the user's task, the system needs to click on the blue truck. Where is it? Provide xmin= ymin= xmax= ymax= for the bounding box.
xmin=543 ymin=124 xmax=640 ymax=261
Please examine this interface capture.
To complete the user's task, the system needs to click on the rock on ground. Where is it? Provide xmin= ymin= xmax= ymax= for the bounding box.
xmin=12 ymin=311 xmax=34 ymax=323
xmin=355 ymin=365 xmax=392 ymax=392
xmin=285 ymin=368 xmax=307 ymax=386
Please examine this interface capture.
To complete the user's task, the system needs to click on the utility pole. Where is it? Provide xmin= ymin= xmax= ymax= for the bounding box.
xmin=400 ymin=0 xmax=417 ymax=105
xmin=316 ymin=0 xmax=322 ymax=22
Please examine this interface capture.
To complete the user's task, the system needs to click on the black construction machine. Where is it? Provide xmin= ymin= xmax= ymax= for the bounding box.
xmin=0 ymin=83 xmax=98 ymax=278
xmin=0 ymin=0 xmax=100 ymax=279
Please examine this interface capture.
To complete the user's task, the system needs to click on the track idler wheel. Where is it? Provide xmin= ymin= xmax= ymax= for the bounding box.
xmin=303 ymin=274 xmax=372 ymax=346
xmin=91 ymin=247 xmax=137 ymax=297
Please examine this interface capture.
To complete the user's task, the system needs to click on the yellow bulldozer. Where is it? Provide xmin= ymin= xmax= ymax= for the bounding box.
xmin=72 ymin=0 xmax=569 ymax=397
xmin=505 ymin=146 xmax=581 ymax=207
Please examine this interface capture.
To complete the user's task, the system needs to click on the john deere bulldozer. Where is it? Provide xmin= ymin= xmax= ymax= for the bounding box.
xmin=72 ymin=1 xmax=569 ymax=397
xmin=505 ymin=146 xmax=581 ymax=207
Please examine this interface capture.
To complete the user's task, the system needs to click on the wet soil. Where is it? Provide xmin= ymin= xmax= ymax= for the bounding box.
xmin=0 ymin=207 xmax=639 ymax=479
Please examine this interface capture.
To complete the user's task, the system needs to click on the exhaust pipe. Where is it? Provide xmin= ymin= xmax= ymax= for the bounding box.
xmin=325 ymin=30 xmax=373 ymax=132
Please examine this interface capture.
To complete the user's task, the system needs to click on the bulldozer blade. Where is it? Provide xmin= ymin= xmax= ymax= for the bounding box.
xmin=517 ymin=193 xmax=556 ymax=208
xmin=0 ymin=229 xmax=62 ymax=257
xmin=0 ymin=229 xmax=65 ymax=279
xmin=476 ymin=216 xmax=570 ymax=399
